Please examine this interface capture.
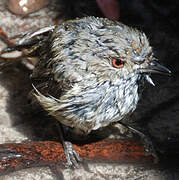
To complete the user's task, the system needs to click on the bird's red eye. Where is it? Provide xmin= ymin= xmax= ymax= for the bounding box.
xmin=112 ymin=59 xmax=124 ymax=68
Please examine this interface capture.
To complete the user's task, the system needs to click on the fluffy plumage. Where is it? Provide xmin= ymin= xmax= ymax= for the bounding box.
xmin=0 ymin=16 xmax=171 ymax=166
xmin=31 ymin=17 xmax=157 ymax=134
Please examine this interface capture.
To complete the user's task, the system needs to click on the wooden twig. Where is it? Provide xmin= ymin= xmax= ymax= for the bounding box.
xmin=0 ymin=28 xmax=16 ymax=46
xmin=0 ymin=139 xmax=157 ymax=176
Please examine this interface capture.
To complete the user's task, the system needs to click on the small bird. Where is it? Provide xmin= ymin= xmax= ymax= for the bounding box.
xmin=0 ymin=17 xmax=171 ymax=167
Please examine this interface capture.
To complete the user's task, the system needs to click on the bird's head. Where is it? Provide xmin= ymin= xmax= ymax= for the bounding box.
xmin=52 ymin=17 xmax=171 ymax=87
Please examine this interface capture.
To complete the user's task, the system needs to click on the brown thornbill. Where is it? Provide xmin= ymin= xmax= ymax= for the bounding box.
xmin=0 ymin=17 xmax=171 ymax=167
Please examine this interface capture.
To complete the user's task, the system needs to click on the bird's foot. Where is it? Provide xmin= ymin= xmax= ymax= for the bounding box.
xmin=63 ymin=141 xmax=82 ymax=168
xmin=119 ymin=122 xmax=158 ymax=163
xmin=55 ymin=123 xmax=82 ymax=168
xmin=141 ymin=135 xmax=159 ymax=163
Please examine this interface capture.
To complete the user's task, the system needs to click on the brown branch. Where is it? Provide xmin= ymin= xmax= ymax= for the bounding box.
xmin=0 ymin=28 xmax=16 ymax=46
xmin=0 ymin=139 xmax=157 ymax=176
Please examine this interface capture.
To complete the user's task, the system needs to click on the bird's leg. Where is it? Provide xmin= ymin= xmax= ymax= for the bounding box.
xmin=119 ymin=122 xmax=158 ymax=162
xmin=56 ymin=123 xmax=82 ymax=168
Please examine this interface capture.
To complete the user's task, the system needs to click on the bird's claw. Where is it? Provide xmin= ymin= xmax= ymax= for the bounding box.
xmin=142 ymin=136 xmax=159 ymax=163
xmin=63 ymin=141 xmax=82 ymax=168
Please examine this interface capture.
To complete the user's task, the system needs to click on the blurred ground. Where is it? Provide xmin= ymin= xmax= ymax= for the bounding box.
xmin=0 ymin=0 xmax=179 ymax=179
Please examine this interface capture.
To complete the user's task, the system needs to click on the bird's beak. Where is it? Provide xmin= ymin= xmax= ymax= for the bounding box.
xmin=140 ymin=61 xmax=171 ymax=76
